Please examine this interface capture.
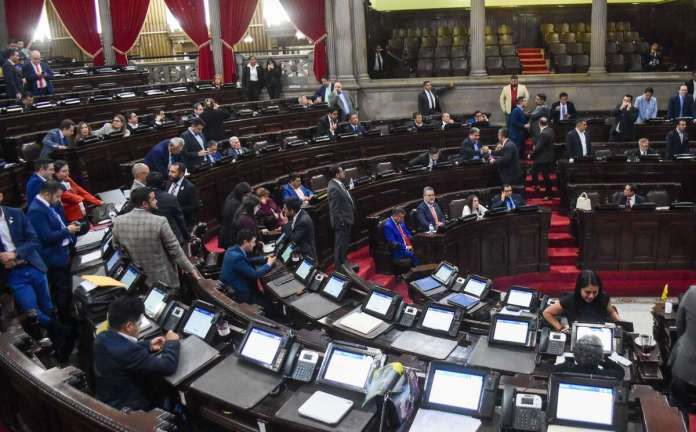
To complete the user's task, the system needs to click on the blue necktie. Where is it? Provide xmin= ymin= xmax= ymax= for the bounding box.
xmin=49 ymin=205 xmax=66 ymax=229
xmin=507 ymin=198 xmax=515 ymax=210
xmin=680 ymin=96 xmax=684 ymax=117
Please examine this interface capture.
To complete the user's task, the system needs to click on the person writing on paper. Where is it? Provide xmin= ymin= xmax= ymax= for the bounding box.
xmin=553 ymin=334 xmax=625 ymax=380
xmin=543 ymin=270 xmax=620 ymax=333
xmin=94 ymin=296 xmax=180 ymax=411
xmin=461 ymin=194 xmax=487 ymax=219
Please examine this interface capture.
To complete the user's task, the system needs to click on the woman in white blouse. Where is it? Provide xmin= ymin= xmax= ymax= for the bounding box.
xmin=94 ymin=114 xmax=130 ymax=138
xmin=461 ymin=194 xmax=487 ymax=220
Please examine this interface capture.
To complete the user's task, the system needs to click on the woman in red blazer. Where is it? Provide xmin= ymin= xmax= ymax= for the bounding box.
xmin=53 ymin=160 xmax=103 ymax=222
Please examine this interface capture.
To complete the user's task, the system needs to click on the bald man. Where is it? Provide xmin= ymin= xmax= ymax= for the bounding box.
xmin=130 ymin=163 xmax=150 ymax=192
xmin=22 ymin=50 xmax=55 ymax=95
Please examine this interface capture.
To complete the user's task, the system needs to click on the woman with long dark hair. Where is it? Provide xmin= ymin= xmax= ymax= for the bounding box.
xmin=265 ymin=59 xmax=282 ymax=99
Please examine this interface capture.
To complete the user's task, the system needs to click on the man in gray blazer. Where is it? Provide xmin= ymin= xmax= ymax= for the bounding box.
xmin=327 ymin=165 xmax=355 ymax=269
xmin=328 ymin=81 xmax=356 ymax=122
xmin=112 ymin=187 xmax=199 ymax=289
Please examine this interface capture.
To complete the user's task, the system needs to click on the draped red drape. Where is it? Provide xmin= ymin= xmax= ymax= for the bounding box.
xmin=279 ymin=0 xmax=327 ymax=82
xmin=109 ymin=0 xmax=150 ymax=65
xmin=5 ymin=0 xmax=44 ymax=49
xmin=50 ymin=0 xmax=104 ymax=65
xmin=163 ymin=0 xmax=214 ymax=80
xmin=219 ymin=0 xmax=257 ymax=83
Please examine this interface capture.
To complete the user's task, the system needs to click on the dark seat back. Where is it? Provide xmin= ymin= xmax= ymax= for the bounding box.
xmin=310 ymin=174 xmax=328 ymax=192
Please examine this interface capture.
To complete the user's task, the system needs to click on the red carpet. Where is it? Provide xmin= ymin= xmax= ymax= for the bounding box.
xmin=518 ymin=48 xmax=551 ymax=74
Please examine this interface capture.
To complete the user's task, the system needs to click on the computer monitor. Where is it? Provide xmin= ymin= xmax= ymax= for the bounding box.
xmin=422 ymin=362 xmax=488 ymax=416
xmin=237 ymin=322 xmax=292 ymax=372
xmin=316 ymin=342 xmax=383 ymax=393
xmin=462 ymin=274 xmax=490 ymax=299
xmin=118 ymin=265 xmax=142 ymax=291
xmin=294 ymin=258 xmax=315 ymax=283
xmin=321 ymin=273 xmax=350 ymax=301
xmin=547 ymin=375 xmax=622 ymax=430
xmin=417 ymin=304 xmax=462 ymax=337
xmin=489 ymin=314 xmax=535 ymax=348
xmin=504 ymin=286 xmax=538 ymax=310
xmin=279 ymin=243 xmax=295 ymax=264
xmin=143 ymin=285 xmax=168 ymax=321
xmin=432 ymin=262 xmax=457 ymax=286
xmin=571 ymin=323 xmax=615 ymax=355
xmin=181 ymin=301 xmax=217 ymax=341
xmin=362 ymin=287 xmax=401 ymax=321
xmin=104 ymin=249 xmax=122 ymax=276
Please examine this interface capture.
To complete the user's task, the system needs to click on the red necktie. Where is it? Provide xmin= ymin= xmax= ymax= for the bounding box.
xmin=35 ymin=63 xmax=46 ymax=88
xmin=429 ymin=205 xmax=439 ymax=225
xmin=395 ymin=221 xmax=411 ymax=247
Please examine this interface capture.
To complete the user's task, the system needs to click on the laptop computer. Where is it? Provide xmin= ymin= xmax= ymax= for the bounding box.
xmin=571 ymin=323 xmax=615 ymax=355
xmin=411 ymin=262 xmax=458 ymax=296
xmin=445 ymin=274 xmax=491 ymax=312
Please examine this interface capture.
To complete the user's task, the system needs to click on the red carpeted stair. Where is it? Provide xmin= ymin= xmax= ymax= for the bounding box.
xmin=518 ymin=48 xmax=550 ymax=75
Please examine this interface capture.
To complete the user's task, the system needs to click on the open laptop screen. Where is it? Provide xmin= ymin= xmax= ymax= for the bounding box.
xmin=428 ymin=368 xmax=484 ymax=411
xmin=573 ymin=323 xmax=614 ymax=354
xmin=556 ymin=382 xmax=614 ymax=426
xmin=492 ymin=318 xmax=530 ymax=345
xmin=506 ymin=289 xmax=534 ymax=308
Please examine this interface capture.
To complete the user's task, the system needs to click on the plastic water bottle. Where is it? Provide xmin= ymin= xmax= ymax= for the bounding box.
xmin=428 ymin=224 xmax=435 ymax=233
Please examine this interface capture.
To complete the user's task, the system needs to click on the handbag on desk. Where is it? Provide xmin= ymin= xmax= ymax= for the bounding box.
xmin=575 ymin=192 xmax=592 ymax=211
xmin=377 ymin=368 xmax=420 ymax=432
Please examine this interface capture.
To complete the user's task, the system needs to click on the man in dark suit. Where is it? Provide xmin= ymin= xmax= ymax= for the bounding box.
xmin=316 ymin=108 xmax=339 ymax=138
xmin=220 ymin=229 xmax=275 ymax=304
xmin=550 ymin=92 xmax=577 ymax=124
xmin=40 ymin=119 xmax=75 ymax=160
xmin=685 ymin=71 xmax=696 ymax=97
xmin=241 ymin=56 xmax=264 ymax=101
xmin=22 ymin=50 xmax=54 ymax=96
xmin=2 ymin=49 xmax=23 ymax=100
xmin=26 ymin=159 xmax=54 ymax=205
xmin=383 ymin=207 xmax=417 ymax=267
xmin=146 ymin=172 xmax=189 ymax=245
xmin=227 ymin=136 xmax=248 ymax=160
xmin=218 ymin=182 xmax=251 ymax=250
xmin=491 ymin=128 xmax=523 ymax=186
xmin=144 ymin=137 xmax=184 ymax=175
xmin=459 ymin=127 xmax=490 ymax=161
xmin=491 ymin=184 xmax=526 ymax=210
xmin=409 ymin=146 xmax=448 ymax=169
xmin=341 ymin=113 xmax=367 ymax=136
xmin=615 ymin=184 xmax=646 ymax=208
xmin=327 ymin=165 xmax=355 ymax=268
xmin=507 ymin=96 xmax=530 ymax=158
xmin=93 ymin=296 xmax=180 ymax=411
xmin=565 ymin=119 xmax=592 ymax=161
xmin=609 ymin=94 xmax=638 ymax=142
xmin=282 ymin=197 xmax=316 ymax=260
xmin=167 ymin=162 xmax=200 ymax=226
xmin=625 ymin=137 xmax=659 ymax=161
xmin=529 ymin=118 xmax=555 ymax=199
xmin=667 ymin=85 xmax=694 ymax=120
xmin=27 ymin=181 xmax=80 ymax=322
xmin=417 ymin=80 xmax=454 ymax=116
xmin=665 ymin=119 xmax=690 ymax=160
xmin=200 ymin=98 xmax=230 ymax=141
xmin=313 ymin=77 xmax=334 ymax=103
xmin=415 ymin=186 xmax=446 ymax=232
xmin=180 ymin=118 xmax=208 ymax=168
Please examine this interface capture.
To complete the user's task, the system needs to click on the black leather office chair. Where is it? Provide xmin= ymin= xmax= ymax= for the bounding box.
xmin=646 ymin=190 xmax=670 ymax=207
xmin=371 ymin=219 xmax=412 ymax=275
xmin=449 ymin=199 xmax=467 ymax=218
xmin=309 ymin=174 xmax=328 ymax=192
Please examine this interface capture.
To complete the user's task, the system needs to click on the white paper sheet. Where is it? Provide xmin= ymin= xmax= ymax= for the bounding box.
xmin=409 ymin=409 xmax=481 ymax=432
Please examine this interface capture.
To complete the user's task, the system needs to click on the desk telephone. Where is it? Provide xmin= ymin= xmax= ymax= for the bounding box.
xmin=161 ymin=301 xmax=188 ymax=333
xmin=396 ymin=305 xmax=418 ymax=328
xmin=539 ymin=328 xmax=566 ymax=356
xmin=501 ymin=385 xmax=544 ymax=431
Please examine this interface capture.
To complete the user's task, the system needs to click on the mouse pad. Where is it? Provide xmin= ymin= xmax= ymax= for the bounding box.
xmin=467 ymin=336 xmax=537 ymax=374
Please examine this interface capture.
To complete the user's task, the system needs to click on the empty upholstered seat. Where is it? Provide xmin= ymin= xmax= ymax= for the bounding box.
xmin=607 ymin=32 xmax=620 ymax=42
xmin=545 ymin=33 xmax=560 ymax=44
xmin=581 ymin=32 xmax=592 ymax=43
xmin=629 ymin=32 xmax=640 ymax=42
xmin=637 ymin=41 xmax=650 ymax=54
xmin=416 ymin=59 xmax=434 ymax=77
xmin=343 ymin=167 xmax=360 ymax=184
xmin=452 ymin=35 xmax=467 ymax=47
xmin=422 ymin=27 xmax=433 ymax=38
xmin=554 ymin=54 xmax=574 ymax=73
xmin=540 ymin=23 xmax=555 ymax=35
xmin=434 ymin=58 xmax=452 ymax=76
xmin=405 ymin=37 xmax=420 ymax=51
xmin=566 ymin=43 xmax=584 ymax=55
xmin=452 ymin=26 xmax=464 ymax=36
xmin=608 ymin=22 xmax=617 ymax=32
xmin=573 ymin=54 xmax=590 ymax=73
xmin=647 ymin=190 xmax=670 ymax=206
xmin=310 ymin=174 xmax=328 ymax=191
xmin=437 ymin=36 xmax=452 ymax=47
xmin=607 ymin=54 xmax=626 ymax=72
xmin=499 ymin=34 xmax=514 ymax=45
xmin=485 ymin=45 xmax=500 ymax=56
xmin=434 ymin=46 xmax=451 ymax=58
xmin=452 ymin=57 xmax=470 ymax=75
xmin=606 ymin=41 xmax=619 ymax=54
xmin=576 ymin=22 xmax=587 ymax=33
xmin=21 ymin=142 xmax=41 ymax=162
xmin=449 ymin=199 xmax=467 ymax=218
xmin=486 ymin=56 xmax=504 ymax=75
xmin=450 ymin=46 xmax=468 ymax=58
xmin=397 ymin=28 xmax=407 ymax=38
xmin=437 ymin=26 xmax=450 ymax=37
xmin=557 ymin=23 xmax=570 ymax=33
xmin=627 ymin=54 xmax=643 ymax=72
xmin=549 ymin=43 xmax=566 ymax=55
xmin=560 ymin=32 xmax=576 ymax=43
xmin=485 ymin=25 xmax=494 ymax=35
xmin=620 ymin=42 xmax=635 ymax=54
xmin=407 ymin=28 xmax=421 ymax=37
xmin=420 ymin=37 xmax=435 ymax=48
xmin=419 ymin=47 xmax=435 ymax=59
xmin=485 ymin=34 xmax=498 ymax=45
xmin=498 ymin=24 xmax=512 ymax=35
xmin=615 ymin=22 xmax=625 ymax=32
xmin=500 ymin=45 xmax=517 ymax=57
xmin=503 ymin=56 xmax=522 ymax=74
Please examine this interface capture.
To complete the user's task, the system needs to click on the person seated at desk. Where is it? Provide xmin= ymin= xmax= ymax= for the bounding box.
xmin=94 ymin=115 xmax=130 ymax=138
xmin=465 ymin=110 xmax=489 ymax=127
xmin=282 ymin=197 xmax=316 ymax=260
xmin=665 ymin=119 xmax=690 ymax=160
xmin=490 ymin=184 xmax=525 ymax=211
xmin=26 ymin=159 xmax=54 ymax=205
xmin=439 ymin=112 xmax=455 ymax=129
xmin=615 ymin=184 xmax=646 ymax=208
xmin=212 ymin=73 xmax=224 ymax=90
xmin=553 ymin=334 xmax=625 ymax=380
xmin=228 ymin=136 xmax=249 ymax=160
xmin=206 ymin=140 xmax=222 ymax=162
xmin=667 ymin=84 xmax=694 ymax=121
xmin=625 ymin=137 xmax=658 ymax=160
xmin=153 ymin=110 xmax=170 ymax=127
xmin=668 ymin=285 xmax=696 ymax=414
xmin=383 ymin=207 xmax=418 ymax=267
xmin=254 ymin=187 xmax=286 ymax=232
xmin=316 ymin=107 xmax=339 ymax=138
xmin=93 ymin=296 xmax=180 ymax=411
xmin=551 ymin=92 xmax=577 ymax=124
xmin=542 ymin=270 xmax=620 ymax=332
xmin=125 ymin=112 xmax=141 ymax=134
xmin=341 ymin=113 xmax=367 ymax=136
xmin=297 ymin=95 xmax=314 ymax=108
xmin=408 ymin=112 xmax=427 ymax=131
xmin=40 ymin=119 xmax=75 ymax=159
xmin=280 ymin=173 xmax=314 ymax=203
xmin=53 ymin=160 xmax=103 ymax=223
xmin=415 ymin=186 xmax=445 ymax=232
xmin=565 ymin=119 xmax=592 ymax=161
xmin=20 ymin=93 xmax=34 ymax=111
xmin=144 ymin=137 xmax=184 ymax=175
xmin=462 ymin=194 xmax=487 ymax=219
xmin=234 ymin=195 xmax=261 ymax=237
xmin=219 ymin=229 xmax=276 ymax=305
xmin=74 ymin=121 xmax=95 ymax=145
xmin=409 ymin=146 xmax=448 ymax=169
xmin=459 ymin=127 xmax=490 ymax=161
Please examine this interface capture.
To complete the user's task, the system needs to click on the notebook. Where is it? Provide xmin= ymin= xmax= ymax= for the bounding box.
xmin=338 ymin=312 xmax=384 ymax=335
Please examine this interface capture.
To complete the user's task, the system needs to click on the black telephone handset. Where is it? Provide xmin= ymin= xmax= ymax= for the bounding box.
xmin=450 ymin=276 xmax=467 ymax=292
xmin=501 ymin=384 xmax=516 ymax=428
xmin=500 ymin=384 xmax=544 ymax=431
xmin=306 ymin=272 xmax=326 ymax=292
xmin=283 ymin=343 xmax=320 ymax=382
xmin=282 ymin=342 xmax=301 ymax=376
xmin=160 ymin=301 xmax=188 ymax=333
xmin=397 ymin=305 xmax=418 ymax=328
xmin=478 ymin=371 xmax=499 ymax=419
xmin=538 ymin=328 xmax=566 ymax=356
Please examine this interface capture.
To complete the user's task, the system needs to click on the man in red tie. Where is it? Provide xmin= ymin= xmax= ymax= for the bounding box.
xmin=22 ymin=50 xmax=54 ymax=96
xmin=383 ymin=207 xmax=418 ymax=267
xmin=415 ymin=186 xmax=445 ymax=232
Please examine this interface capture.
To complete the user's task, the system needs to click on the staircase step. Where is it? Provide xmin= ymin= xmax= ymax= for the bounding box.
xmin=549 ymin=247 xmax=579 ymax=266
xmin=522 ymin=71 xmax=551 ymax=75
xmin=518 ymin=48 xmax=543 ymax=54
xmin=549 ymin=232 xmax=576 ymax=248
xmin=548 ymin=265 xmax=581 ymax=274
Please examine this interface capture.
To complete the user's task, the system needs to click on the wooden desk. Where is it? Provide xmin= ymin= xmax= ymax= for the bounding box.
xmin=412 ymin=209 xmax=551 ymax=278
xmin=577 ymin=209 xmax=696 ymax=270
xmin=553 ymin=120 xmax=696 ymax=143
xmin=50 ymin=71 xmax=149 ymax=93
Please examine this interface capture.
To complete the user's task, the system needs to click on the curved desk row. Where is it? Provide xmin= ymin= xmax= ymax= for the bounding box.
xmin=552 ymin=120 xmax=696 ymax=144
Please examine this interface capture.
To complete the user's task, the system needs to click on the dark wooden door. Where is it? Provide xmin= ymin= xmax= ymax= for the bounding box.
xmin=514 ymin=14 xmax=540 ymax=48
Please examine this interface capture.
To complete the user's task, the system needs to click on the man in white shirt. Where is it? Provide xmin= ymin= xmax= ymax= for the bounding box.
xmin=617 ymin=184 xmax=645 ymax=208
xmin=565 ymin=119 xmax=592 ymax=161
xmin=328 ymin=81 xmax=356 ymax=121
xmin=22 ymin=50 xmax=55 ymax=96
xmin=551 ymin=92 xmax=577 ymax=124
xmin=242 ymin=56 xmax=264 ymax=101
xmin=417 ymin=80 xmax=454 ymax=116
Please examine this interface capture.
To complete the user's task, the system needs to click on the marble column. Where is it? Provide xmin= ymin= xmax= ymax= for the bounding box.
xmin=0 ymin=0 xmax=8 ymax=50
xmin=351 ymin=0 xmax=369 ymax=81
xmin=332 ymin=0 xmax=357 ymax=85
xmin=589 ymin=0 xmax=607 ymax=74
xmin=208 ymin=0 xmax=224 ymax=76
xmin=324 ymin=0 xmax=337 ymax=80
xmin=97 ymin=0 xmax=116 ymax=65
xmin=469 ymin=0 xmax=486 ymax=77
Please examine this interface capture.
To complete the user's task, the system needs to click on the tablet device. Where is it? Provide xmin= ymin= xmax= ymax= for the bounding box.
xmin=547 ymin=375 xmax=624 ymax=431
xmin=298 ymin=391 xmax=354 ymax=425
xmin=320 ymin=273 xmax=351 ymax=302
xmin=237 ymin=322 xmax=293 ymax=373
xmin=362 ymin=287 xmax=402 ymax=321
xmin=412 ymin=276 xmax=442 ymax=292
xmin=143 ymin=285 xmax=168 ymax=321
xmin=422 ymin=362 xmax=491 ymax=417
xmin=571 ymin=323 xmax=615 ymax=355
xmin=432 ymin=261 xmax=458 ymax=287
xmin=104 ymin=249 xmax=122 ymax=276
xmin=181 ymin=301 xmax=218 ymax=342
xmin=447 ymin=293 xmax=480 ymax=310
xmin=417 ymin=303 xmax=463 ymax=337
xmin=118 ymin=265 xmax=142 ymax=291
xmin=279 ymin=243 xmax=295 ymax=264
xmin=504 ymin=286 xmax=538 ymax=311
xmin=488 ymin=314 xmax=536 ymax=349
xmin=461 ymin=274 xmax=490 ymax=299
xmin=316 ymin=342 xmax=383 ymax=393
xmin=294 ymin=257 xmax=315 ymax=284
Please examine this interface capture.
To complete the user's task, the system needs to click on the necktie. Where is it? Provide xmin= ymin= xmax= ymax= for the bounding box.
xmin=680 ymin=96 xmax=684 ymax=117
xmin=507 ymin=198 xmax=515 ymax=210
xmin=561 ymin=104 xmax=566 ymax=119
xmin=339 ymin=94 xmax=348 ymax=115
xmin=427 ymin=91 xmax=435 ymax=109
xmin=395 ymin=221 xmax=411 ymax=247
xmin=49 ymin=206 xmax=66 ymax=229
xmin=34 ymin=63 xmax=46 ymax=88
xmin=429 ymin=204 xmax=439 ymax=225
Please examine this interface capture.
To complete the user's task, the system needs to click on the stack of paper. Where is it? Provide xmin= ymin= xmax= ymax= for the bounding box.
xmin=339 ymin=312 xmax=383 ymax=334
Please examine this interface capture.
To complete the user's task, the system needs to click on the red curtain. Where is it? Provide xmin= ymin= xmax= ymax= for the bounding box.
xmin=109 ymin=0 xmax=150 ymax=65
xmin=279 ymin=0 xmax=327 ymax=82
xmin=219 ymin=0 xmax=258 ymax=83
xmin=5 ymin=0 xmax=44 ymax=49
xmin=50 ymin=0 xmax=104 ymax=65
xmin=164 ymin=0 xmax=214 ymax=80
